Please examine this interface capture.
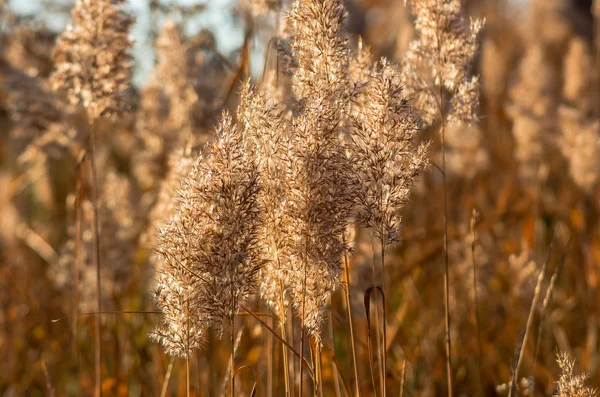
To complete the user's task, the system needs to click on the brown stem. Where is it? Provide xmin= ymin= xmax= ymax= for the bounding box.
xmin=89 ymin=118 xmax=102 ymax=397
xmin=231 ymin=315 xmax=235 ymax=397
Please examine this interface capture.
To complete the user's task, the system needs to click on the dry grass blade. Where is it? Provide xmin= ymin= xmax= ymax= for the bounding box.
xmin=400 ymin=360 xmax=406 ymax=397
xmin=508 ymin=229 xmax=559 ymax=397
xmin=234 ymin=365 xmax=258 ymax=397
xmin=533 ymin=237 xmax=571 ymax=381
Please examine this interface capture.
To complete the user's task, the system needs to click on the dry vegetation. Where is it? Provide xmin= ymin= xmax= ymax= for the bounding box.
xmin=0 ymin=0 xmax=600 ymax=396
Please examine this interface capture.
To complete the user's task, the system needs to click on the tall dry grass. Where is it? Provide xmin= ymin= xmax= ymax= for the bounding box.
xmin=0 ymin=0 xmax=599 ymax=396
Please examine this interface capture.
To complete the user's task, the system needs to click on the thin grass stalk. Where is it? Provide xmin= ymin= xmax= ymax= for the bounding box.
xmin=300 ymin=241 xmax=308 ymax=397
xmin=533 ymin=239 xmax=569 ymax=379
xmin=268 ymin=312 xmax=273 ymax=397
xmin=380 ymin=240 xmax=387 ymax=397
xmin=328 ymin=313 xmax=342 ymax=397
xmin=231 ymin=314 xmax=235 ymax=397
xmin=438 ymin=66 xmax=453 ymax=397
xmin=73 ymin=159 xmax=85 ymax=359
xmin=186 ymin=356 xmax=190 ymax=397
xmin=365 ymin=286 xmax=386 ymax=397
xmin=239 ymin=304 xmax=315 ymax=380
xmin=186 ymin=300 xmax=190 ymax=397
xmin=316 ymin=342 xmax=323 ymax=397
xmin=288 ymin=310 xmax=296 ymax=393
xmin=371 ymin=237 xmax=383 ymax=396
xmin=279 ymin=285 xmax=291 ymax=397
xmin=342 ymin=247 xmax=360 ymax=397
xmin=429 ymin=2 xmax=454 ymax=393
xmin=508 ymin=231 xmax=558 ymax=397
xmin=160 ymin=357 xmax=175 ymax=397
xmin=89 ymin=118 xmax=102 ymax=397
xmin=470 ymin=210 xmax=483 ymax=395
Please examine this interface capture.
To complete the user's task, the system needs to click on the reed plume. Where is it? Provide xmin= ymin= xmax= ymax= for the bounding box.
xmin=50 ymin=4 xmax=133 ymax=395
xmin=286 ymin=0 xmax=351 ymax=104
xmin=151 ymin=112 xmax=265 ymax=349
xmin=403 ymin=2 xmax=484 ymax=395
xmin=237 ymin=82 xmax=291 ymax=317
xmin=562 ymin=37 xmax=594 ymax=116
xmin=144 ymin=148 xmax=195 ymax=275
xmin=506 ymin=45 xmax=557 ymax=182
xmin=403 ymin=0 xmax=484 ymax=126
xmin=284 ymin=0 xmax=356 ymax=342
xmin=132 ymin=21 xmax=198 ymax=191
xmin=350 ymin=59 xmax=428 ymax=248
xmin=556 ymin=352 xmax=597 ymax=397
xmin=50 ymin=0 xmax=134 ymax=120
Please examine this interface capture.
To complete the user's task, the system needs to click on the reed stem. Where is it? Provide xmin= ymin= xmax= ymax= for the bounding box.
xmin=89 ymin=118 xmax=102 ymax=397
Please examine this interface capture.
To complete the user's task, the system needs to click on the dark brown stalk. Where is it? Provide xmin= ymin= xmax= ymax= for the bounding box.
xmin=89 ymin=118 xmax=102 ymax=397
xmin=342 ymin=247 xmax=360 ymax=397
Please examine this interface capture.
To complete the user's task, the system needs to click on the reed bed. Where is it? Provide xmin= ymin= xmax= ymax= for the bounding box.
xmin=0 ymin=0 xmax=599 ymax=396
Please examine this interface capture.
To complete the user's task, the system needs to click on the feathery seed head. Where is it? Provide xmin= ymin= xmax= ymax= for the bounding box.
xmin=152 ymin=112 xmax=265 ymax=349
xmin=287 ymin=0 xmax=350 ymax=103
xmin=556 ymin=352 xmax=597 ymax=397
xmin=350 ymin=59 xmax=428 ymax=246
xmin=50 ymin=0 xmax=134 ymax=120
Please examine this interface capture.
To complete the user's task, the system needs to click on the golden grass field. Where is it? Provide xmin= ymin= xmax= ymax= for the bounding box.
xmin=0 ymin=0 xmax=599 ymax=396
